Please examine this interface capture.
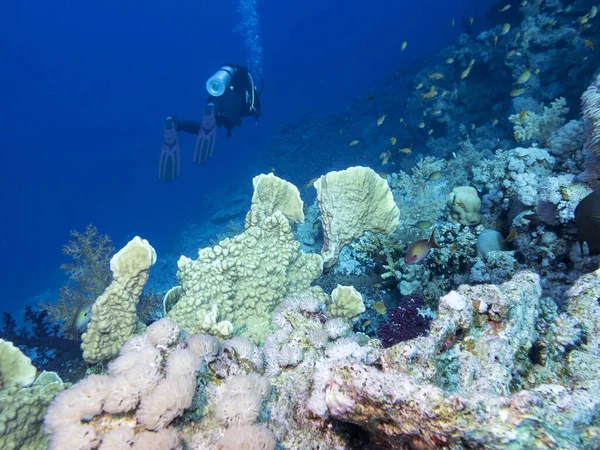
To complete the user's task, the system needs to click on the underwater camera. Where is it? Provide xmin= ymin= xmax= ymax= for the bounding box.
xmin=206 ymin=65 xmax=235 ymax=97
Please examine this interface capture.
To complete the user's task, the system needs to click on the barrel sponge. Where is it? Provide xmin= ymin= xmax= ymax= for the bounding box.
xmin=0 ymin=338 xmax=37 ymax=389
xmin=314 ymin=166 xmax=400 ymax=269
xmin=81 ymin=236 xmax=156 ymax=364
xmin=446 ymin=186 xmax=482 ymax=226
xmin=168 ymin=211 xmax=323 ymax=343
xmin=328 ymin=285 xmax=366 ymax=319
xmin=244 ymin=173 xmax=305 ymax=228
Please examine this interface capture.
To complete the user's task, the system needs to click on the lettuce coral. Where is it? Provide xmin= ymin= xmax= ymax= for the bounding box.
xmin=314 ymin=166 xmax=399 ymax=269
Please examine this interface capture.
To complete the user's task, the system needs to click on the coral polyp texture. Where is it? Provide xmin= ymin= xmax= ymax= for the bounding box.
xmin=168 ymin=211 xmax=323 ymax=343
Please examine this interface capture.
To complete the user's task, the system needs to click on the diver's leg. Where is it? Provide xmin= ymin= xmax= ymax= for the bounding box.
xmin=194 ymin=104 xmax=217 ymax=165
xmin=159 ymin=117 xmax=181 ymax=182
xmin=176 ymin=120 xmax=201 ymax=134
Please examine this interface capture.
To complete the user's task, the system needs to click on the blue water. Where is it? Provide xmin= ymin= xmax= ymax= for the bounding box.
xmin=0 ymin=0 xmax=495 ymax=316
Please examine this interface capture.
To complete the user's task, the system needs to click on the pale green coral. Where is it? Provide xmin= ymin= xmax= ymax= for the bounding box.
xmin=0 ymin=381 xmax=66 ymax=450
xmin=0 ymin=339 xmax=36 ymax=389
xmin=245 ymin=173 xmax=305 ymax=227
xmin=168 ymin=211 xmax=323 ymax=343
xmin=81 ymin=236 xmax=156 ymax=363
xmin=328 ymin=285 xmax=366 ymax=319
xmin=446 ymin=186 xmax=482 ymax=226
xmin=0 ymin=346 xmax=65 ymax=450
xmin=314 ymin=166 xmax=399 ymax=269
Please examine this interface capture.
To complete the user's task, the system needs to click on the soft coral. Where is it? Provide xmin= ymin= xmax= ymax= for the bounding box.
xmin=376 ymin=293 xmax=432 ymax=348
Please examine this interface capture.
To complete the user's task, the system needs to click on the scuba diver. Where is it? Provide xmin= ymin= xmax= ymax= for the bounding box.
xmin=159 ymin=64 xmax=262 ymax=182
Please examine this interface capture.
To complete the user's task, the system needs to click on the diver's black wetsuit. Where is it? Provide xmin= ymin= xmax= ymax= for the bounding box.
xmin=177 ymin=64 xmax=261 ymax=136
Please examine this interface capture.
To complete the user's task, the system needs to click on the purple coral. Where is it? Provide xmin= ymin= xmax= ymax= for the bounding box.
xmin=376 ymin=294 xmax=432 ymax=348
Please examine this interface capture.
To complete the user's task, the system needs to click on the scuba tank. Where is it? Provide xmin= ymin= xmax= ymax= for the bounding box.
xmin=206 ymin=65 xmax=235 ymax=97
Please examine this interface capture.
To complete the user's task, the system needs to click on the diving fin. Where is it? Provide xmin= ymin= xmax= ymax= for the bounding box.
xmin=159 ymin=117 xmax=181 ymax=182
xmin=194 ymin=104 xmax=217 ymax=165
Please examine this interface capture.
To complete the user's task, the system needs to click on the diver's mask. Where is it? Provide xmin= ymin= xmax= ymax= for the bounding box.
xmin=206 ymin=66 xmax=235 ymax=97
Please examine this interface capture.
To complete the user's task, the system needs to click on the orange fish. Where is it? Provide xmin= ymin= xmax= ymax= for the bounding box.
xmin=404 ymin=229 xmax=441 ymax=265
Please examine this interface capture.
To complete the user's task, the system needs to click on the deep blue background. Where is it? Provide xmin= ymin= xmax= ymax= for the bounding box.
xmin=0 ymin=0 xmax=495 ymax=313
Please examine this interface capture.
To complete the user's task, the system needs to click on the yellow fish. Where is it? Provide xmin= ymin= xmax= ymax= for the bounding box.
xmin=373 ymin=301 xmax=387 ymax=315
xmin=498 ymin=4 xmax=511 ymax=11
xmin=585 ymin=40 xmax=596 ymax=51
xmin=518 ymin=110 xmax=529 ymax=121
xmin=363 ymin=320 xmax=371 ymax=328
xmin=493 ymin=35 xmax=498 ymax=46
xmin=377 ymin=114 xmax=386 ymax=126
xmin=421 ymin=86 xmax=438 ymax=99
xmin=371 ymin=283 xmax=382 ymax=288
xmin=349 ymin=140 xmax=359 ymax=146
xmin=380 ymin=151 xmax=391 ymax=165
xmin=305 ymin=177 xmax=319 ymax=187
xmin=523 ymin=31 xmax=528 ymax=40
xmin=390 ymin=136 xmax=397 ymax=145
xmin=445 ymin=57 xmax=455 ymax=64
xmin=500 ymin=23 xmax=511 ymax=35
xmin=428 ymin=73 xmax=443 ymax=80
xmin=469 ymin=17 xmax=474 ymax=26
xmin=417 ymin=122 xmax=425 ymax=129
xmin=398 ymin=143 xmax=413 ymax=154
xmin=416 ymin=82 xmax=424 ymax=90
xmin=590 ymin=6 xmax=598 ymax=18
xmin=401 ymin=41 xmax=408 ymax=51
xmin=502 ymin=227 xmax=519 ymax=243
xmin=399 ymin=117 xmax=404 ymax=123
xmin=441 ymin=90 xmax=448 ymax=98
xmin=461 ymin=66 xmax=472 ymax=79
xmin=514 ymin=31 xmax=521 ymax=42
xmin=506 ymin=50 xmax=515 ymax=58
xmin=451 ymin=18 xmax=455 ymax=27
xmin=379 ymin=172 xmax=387 ymax=179
xmin=510 ymin=88 xmax=525 ymax=97
xmin=411 ymin=220 xmax=433 ymax=229
xmin=270 ymin=167 xmax=276 ymax=172
xmin=471 ymin=123 xmax=476 ymax=130
xmin=428 ymin=129 xmax=433 ymax=135
xmin=534 ymin=68 xmax=540 ymax=75
xmin=431 ymin=109 xmax=442 ymax=115
xmin=423 ymin=110 xmax=427 ymax=116
xmin=453 ymin=88 xmax=458 ymax=99
xmin=492 ymin=119 xmax=499 ymax=126
xmin=514 ymin=68 xmax=531 ymax=84
xmin=579 ymin=14 xmax=590 ymax=25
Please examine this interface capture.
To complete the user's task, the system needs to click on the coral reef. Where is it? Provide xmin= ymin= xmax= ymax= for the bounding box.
xmin=322 ymin=270 xmax=600 ymax=449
